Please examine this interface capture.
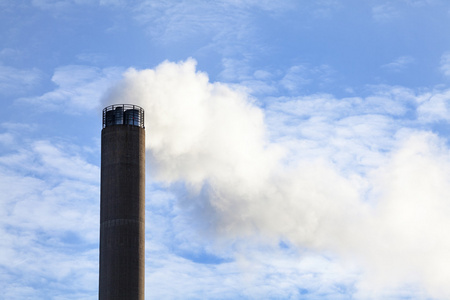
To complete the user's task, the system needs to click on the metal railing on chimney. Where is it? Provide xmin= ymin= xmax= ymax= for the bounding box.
xmin=102 ymin=104 xmax=145 ymax=128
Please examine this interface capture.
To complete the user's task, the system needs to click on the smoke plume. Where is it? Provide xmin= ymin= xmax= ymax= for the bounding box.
xmin=104 ymin=59 xmax=450 ymax=298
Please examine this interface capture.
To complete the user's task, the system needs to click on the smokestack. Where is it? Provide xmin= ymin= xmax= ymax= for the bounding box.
xmin=99 ymin=104 xmax=145 ymax=300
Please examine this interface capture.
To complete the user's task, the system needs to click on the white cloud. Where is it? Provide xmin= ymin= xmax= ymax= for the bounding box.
xmin=145 ymin=245 xmax=359 ymax=299
xmin=381 ymin=55 xmax=415 ymax=72
xmin=31 ymin=0 xmax=98 ymax=10
xmin=440 ymin=52 xmax=450 ymax=78
xmin=280 ymin=65 xmax=313 ymax=91
xmin=0 ymin=48 xmax=23 ymax=60
xmin=18 ymin=65 xmax=123 ymax=113
xmin=219 ymin=62 xmax=337 ymax=95
xmin=403 ymin=0 xmax=437 ymax=7
xmin=33 ymin=140 xmax=100 ymax=183
xmin=105 ymin=58 xmax=279 ymax=188
xmin=0 ymin=132 xmax=14 ymax=145
xmin=103 ymin=59 xmax=450 ymax=298
xmin=76 ymin=52 xmax=108 ymax=64
xmin=372 ymin=3 xmax=401 ymax=22
xmin=4 ymin=59 xmax=450 ymax=299
xmin=0 ymin=130 xmax=100 ymax=298
xmin=0 ymin=64 xmax=42 ymax=96
xmin=3 ymin=0 xmax=450 ymax=297
xmin=219 ymin=58 xmax=253 ymax=82
xmin=417 ymin=88 xmax=450 ymax=123
xmin=31 ymin=0 xmax=71 ymax=10
xmin=131 ymin=0 xmax=297 ymax=60
xmin=309 ymin=0 xmax=342 ymax=18
xmin=134 ymin=1 xmax=229 ymax=41
xmin=361 ymin=131 xmax=450 ymax=299
xmin=372 ymin=0 xmax=445 ymax=23
xmin=99 ymin=0 xmax=125 ymax=6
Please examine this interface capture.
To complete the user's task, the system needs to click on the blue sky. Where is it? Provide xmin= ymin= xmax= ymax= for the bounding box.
xmin=2 ymin=0 xmax=450 ymax=299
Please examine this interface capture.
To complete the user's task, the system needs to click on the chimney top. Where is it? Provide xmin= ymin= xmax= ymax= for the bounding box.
xmin=103 ymin=104 xmax=145 ymax=129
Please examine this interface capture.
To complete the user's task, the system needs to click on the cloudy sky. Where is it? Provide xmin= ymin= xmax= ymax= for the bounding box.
xmin=2 ymin=0 xmax=450 ymax=299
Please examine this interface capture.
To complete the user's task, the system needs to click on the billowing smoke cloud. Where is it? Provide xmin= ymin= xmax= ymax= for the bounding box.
xmin=103 ymin=59 xmax=450 ymax=298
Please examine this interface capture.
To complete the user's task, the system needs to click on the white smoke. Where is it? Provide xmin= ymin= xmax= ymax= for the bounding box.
xmin=103 ymin=59 xmax=450 ymax=298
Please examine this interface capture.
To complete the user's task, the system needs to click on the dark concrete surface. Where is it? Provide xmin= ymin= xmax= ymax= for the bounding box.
xmin=99 ymin=125 xmax=145 ymax=300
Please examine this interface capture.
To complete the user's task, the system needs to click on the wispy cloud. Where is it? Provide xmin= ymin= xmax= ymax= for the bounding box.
xmin=403 ymin=0 xmax=437 ymax=7
xmin=5 ymin=58 xmax=450 ymax=299
xmin=133 ymin=0 xmax=257 ymax=57
xmin=0 ymin=128 xmax=100 ymax=298
xmin=76 ymin=52 xmax=109 ymax=65
xmin=18 ymin=65 xmax=123 ymax=113
xmin=381 ymin=55 xmax=415 ymax=72
xmin=219 ymin=61 xmax=338 ymax=96
xmin=3 ymin=0 xmax=450 ymax=298
xmin=131 ymin=0 xmax=300 ymax=63
xmin=31 ymin=0 xmax=99 ymax=11
xmin=0 ymin=64 xmax=42 ymax=96
xmin=280 ymin=64 xmax=336 ymax=92
xmin=0 ymin=48 xmax=24 ymax=61
xmin=372 ymin=3 xmax=401 ymax=22
xmin=417 ymin=89 xmax=450 ymax=122
xmin=440 ymin=51 xmax=450 ymax=78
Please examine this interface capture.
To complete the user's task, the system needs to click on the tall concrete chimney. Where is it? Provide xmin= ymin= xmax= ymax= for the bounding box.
xmin=99 ymin=104 xmax=145 ymax=300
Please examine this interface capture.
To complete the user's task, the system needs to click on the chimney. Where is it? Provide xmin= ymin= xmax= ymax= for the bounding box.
xmin=99 ymin=104 xmax=145 ymax=300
